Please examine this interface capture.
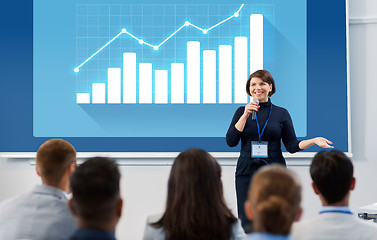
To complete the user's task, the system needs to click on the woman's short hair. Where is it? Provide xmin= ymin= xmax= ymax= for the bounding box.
xmin=247 ymin=164 xmax=301 ymax=235
xmin=246 ymin=70 xmax=276 ymax=97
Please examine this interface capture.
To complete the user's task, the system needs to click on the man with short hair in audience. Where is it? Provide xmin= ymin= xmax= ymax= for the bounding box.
xmin=68 ymin=157 xmax=122 ymax=240
xmin=291 ymin=150 xmax=377 ymax=240
xmin=0 ymin=139 xmax=78 ymax=240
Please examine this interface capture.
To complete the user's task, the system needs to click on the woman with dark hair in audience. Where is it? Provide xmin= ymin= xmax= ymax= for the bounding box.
xmin=244 ymin=164 xmax=302 ymax=240
xmin=142 ymin=148 xmax=245 ymax=240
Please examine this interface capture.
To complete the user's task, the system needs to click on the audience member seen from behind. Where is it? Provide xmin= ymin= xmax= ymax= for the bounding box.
xmin=143 ymin=148 xmax=245 ymax=240
xmin=291 ymin=150 xmax=377 ymax=240
xmin=0 ymin=139 xmax=78 ymax=240
xmin=68 ymin=157 xmax=122 ymax=240
xmin=244 ymin=164 xmax=302 ymax=240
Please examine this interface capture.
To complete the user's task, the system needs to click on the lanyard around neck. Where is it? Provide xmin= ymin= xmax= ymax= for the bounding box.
xmin=255 ymin=103 xmax=272 ymax=141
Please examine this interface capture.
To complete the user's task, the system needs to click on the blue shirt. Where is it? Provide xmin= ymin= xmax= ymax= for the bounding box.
xmin=319 ymin=206 xmax=353 ymax=215
xmin=246 ymin=232 xmax=292 ymax=240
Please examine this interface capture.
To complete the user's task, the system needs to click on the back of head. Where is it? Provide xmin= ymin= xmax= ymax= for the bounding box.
xmin=70 ymin=157 xmax=121 ymax=226
xmin=36 ymin=139 xmax=76 ymax=185
xmin=159 ymin=148 xmax=236 ymax=240
xmin=248 ymin=165 xmax=301 ymax=235
xmin=310 ymin=150 xmax=354 ymax=204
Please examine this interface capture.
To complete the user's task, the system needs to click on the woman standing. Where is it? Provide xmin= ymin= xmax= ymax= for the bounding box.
xmin=226 ymin=70 xmax=333 ymax=233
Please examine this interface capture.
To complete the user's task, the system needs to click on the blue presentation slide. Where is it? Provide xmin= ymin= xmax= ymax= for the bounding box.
xmin=33 ymin=0 xmax=306 ymax=138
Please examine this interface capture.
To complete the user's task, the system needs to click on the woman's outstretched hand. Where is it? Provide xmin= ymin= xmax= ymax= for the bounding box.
xmin=299 ymin=137 xmax=334 ymax=150
xmin=313 ymin=137 xmax=334 ymax=148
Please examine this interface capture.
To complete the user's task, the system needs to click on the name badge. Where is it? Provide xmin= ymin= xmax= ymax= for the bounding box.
xmin=251 ymin=141 xmax=268 ymax=158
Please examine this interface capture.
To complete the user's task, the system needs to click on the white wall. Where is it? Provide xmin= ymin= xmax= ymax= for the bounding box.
xmin=1 ymin=0 xmax=377 ymax=239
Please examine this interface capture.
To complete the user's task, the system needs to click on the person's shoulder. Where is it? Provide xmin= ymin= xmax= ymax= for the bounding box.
xmin=292 ymin=216 xmax=320 ymax=229
xmin=231 ymin=219 xmax=246 ymax=239
xmin=146 ymin=213 xmax=163 ymax=224
xmin=354 ymin=216 xmax=377 ymax=229
xmin=0 ymin=191 xmax=31 ymax=210
xmin=236 ymin=106 xmax=245 ymax=112
xmin=340 ymin=215 xmax=377 ymax=239
xmin=271 ymin=103 xmax=288 ymax=113
xmin=230 ymin=106 xmax=245 ymax=118
xmin=291 ymin=216 xmax=323 ymax=238
xmin=143 ymin=213 xmax=165 ymax=240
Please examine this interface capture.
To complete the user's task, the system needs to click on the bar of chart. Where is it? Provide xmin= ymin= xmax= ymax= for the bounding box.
xmin=75 ymin=4 xmax=264 ymax=105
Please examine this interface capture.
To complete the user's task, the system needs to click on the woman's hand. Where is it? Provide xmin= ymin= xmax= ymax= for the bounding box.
xmin=242 ymin=102 xmax=260 ymax=118
xmin=299 ymin=137 xmax=334 ymax=150
xmin=313 ymin=137 xmax=334 ymax=148
xmin=235 ymin=102 xmax=260 ymax=132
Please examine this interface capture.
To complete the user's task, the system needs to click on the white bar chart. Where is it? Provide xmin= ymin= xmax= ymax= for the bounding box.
xmin=250 ymin=14 xmax=263 ymax=74
xmin=234 ymin=36 xmax=248 ymax=104
xmin=171 ymin=63 xmax=184 ymax=104
xmin=123 ymin=53 xmax=136 ymax=103
xmin=92 ymin=83 xmax=106 ymax=104
xmin=108 ymin=68 xmax=121 ymax=104
xmin=219 ymin=45 xmax=232 ymax=103
xmin=139 ymin=63 xmax=152 ymax=104
xmin=187 ymin=41 xmax=201 ymax=104
xmin=77 ymin=93 xmax=90 ymax=104
xmin=155 ymin=70 xmax=168 ymax=104
xmin=203 ymin=50 xmax=216 ymax=104
xmin=76 ymin=13 xmax=263 ymax=105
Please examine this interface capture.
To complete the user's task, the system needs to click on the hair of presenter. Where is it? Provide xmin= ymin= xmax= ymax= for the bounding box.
xmin=246 ymin=69 xmax=276 ymax=97
xmin=248 ymin=164 xmax=301 ymax=235
xmin=36 ymin=138 xmax=77 ymax=185
xmin=70 ymin=157 xmax=121 ymax=224
xmin=154 ymin=148 xmax=237 ymax=240
xmin=310 ymin=150 xmax=354 ymax=204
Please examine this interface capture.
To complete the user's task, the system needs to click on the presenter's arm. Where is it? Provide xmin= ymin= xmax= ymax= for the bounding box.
xmin=235 ymin=102 xmax=259 ymax=132
xmin=281 ymin=108 xmax=333 ymax=152
xmin=226 ymin=103 xmax=259 ymax=147
xmin=299 ymin=137 xmax=334 ymax=150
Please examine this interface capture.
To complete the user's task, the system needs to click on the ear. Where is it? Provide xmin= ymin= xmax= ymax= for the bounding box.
xmin=117 ymin=198 xmax=123 ymax=218
xmin=67 ymin=162 xmax=76 ymax=176
xmin=311 ymin=182 xmax=320 ymax=195
xmin=295 ymin=207 xmax=303 ymax=222
xmin=350 ymin=177 xmax=356 ymax=191
xmin=68 ymin=198 xmax=77 ymax=217
xmin=244 ymin=201 xmax=254 ymax=221
xmin=36 ymin=166 xmax=40 ymax=177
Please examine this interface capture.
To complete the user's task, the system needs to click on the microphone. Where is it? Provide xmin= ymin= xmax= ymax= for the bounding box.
xmin=251 ymin=98 xmax=259 ymax=120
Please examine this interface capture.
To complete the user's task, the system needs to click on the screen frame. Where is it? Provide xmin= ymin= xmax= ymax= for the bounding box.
xmin=0 ymin=0 xmax=351 ymax=157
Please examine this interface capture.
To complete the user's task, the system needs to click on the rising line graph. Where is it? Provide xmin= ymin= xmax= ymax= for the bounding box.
xmin=74 ymin=4 xmax=244 ymax=73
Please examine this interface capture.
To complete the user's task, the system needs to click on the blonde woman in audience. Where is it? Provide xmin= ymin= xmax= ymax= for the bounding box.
xmin=244 ymin=164 xmax=302 ymax=240
xmin=143 ymin=148 xmax=245 ymax=240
